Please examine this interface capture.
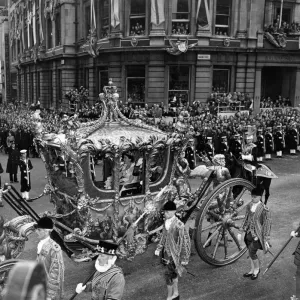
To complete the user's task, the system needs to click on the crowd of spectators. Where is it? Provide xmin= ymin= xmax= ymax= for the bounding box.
xmin=260 ymin=95 xmax=292 ymax=108
xmin=264 ymin=15 xmax=300 ymax=36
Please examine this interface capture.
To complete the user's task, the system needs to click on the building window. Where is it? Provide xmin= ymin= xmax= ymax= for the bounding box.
xmin=55 ymin=13 xmax=61 ymax=46
xmin=18 ymin=74 xmax=22 ymax=102
xmin=129 ymin=0 xmax=146 ymax=36
xmin=84 ymin=69 xmax=89 ymax=90
xmin=212 ymin=67 xmax=230 ymax=93
xmin=168 ymin=66 xmax=190 ymax=107
xmin=30 ymin=72 xmax=34 ymax=103
xmin=57 ymin=70 xmax=62 ymax=105
xmin=24 ymin=72 xmax=28 ymax=102
xmin=274 ymin=7 xmax=291 ymax=26
xmin=49 ymin=70 xmax=53 ymax=107
xmin=85 ymin=5 xmax=91 ymax=37
xmin=24 ymin=24 xmax=28 ymax=49
xmin=98 ymin=67 xmax=108 ymax=94
xmin=100 ymin=0 xmax=109 ymax=39
xmin=215 ymin=0 xmax=231 ymax=36
xmin=47 ymin=18 xmax=53 ymax=49
xmin=126 ymin=66 xmax=145 ymax=103
xmin=172 ymin=0 xmax=190 ymax=35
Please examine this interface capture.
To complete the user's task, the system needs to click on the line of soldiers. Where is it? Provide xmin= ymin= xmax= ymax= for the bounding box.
xmin=191 ymin=123 xmax=299 ymax=162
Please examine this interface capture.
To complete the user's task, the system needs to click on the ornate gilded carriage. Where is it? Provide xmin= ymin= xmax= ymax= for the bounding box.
xmin=33 ymin=79 xmax=189 ymax=260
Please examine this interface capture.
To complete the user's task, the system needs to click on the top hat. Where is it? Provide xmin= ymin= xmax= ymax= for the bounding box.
xmin=96 ymin=240 xmax=118 ymax=256
xmin=163 ymin=201 xmax=177 ymax=211
xmin=35 ymin=217 xmax=54 ymax=230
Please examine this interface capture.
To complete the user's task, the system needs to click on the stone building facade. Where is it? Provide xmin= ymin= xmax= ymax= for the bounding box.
xmin=7 ymin=0 xmax=300 ymax=112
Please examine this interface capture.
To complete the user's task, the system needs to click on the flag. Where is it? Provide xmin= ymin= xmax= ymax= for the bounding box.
xmin=91 ymin=0 xmax=96 ymax=31
xmin=39 ymin=0 xmax=44 ymax=42
xmin=33 ymin=1 xmax=36 ymax=45
xmin=111 ymin=0 xmax=120 ymax=28
xmin=151 ymin=0 xmax=165 ymax=26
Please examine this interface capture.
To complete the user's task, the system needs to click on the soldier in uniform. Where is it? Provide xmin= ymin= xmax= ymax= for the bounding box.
xmin=274 ymin=124 xmax=285 ymax=157
xmin=76 ymin=240 xmax=125 ymax=300
xmin=6 ymin=141 xmax=19 ymax=183
xmin=256 ymin=128 xmax=265 ymax=162
xmin=204 ymin=136 xmax=214 ymax=161
xmin=291 ymin=223 xmax=300 ymax=300
xmin=265 ymin=127 xmax=274 ymax=160
xmin=19 ymin=150 xmax=33 ymax=201
xmin=35 ymin=217 xmax=65 ymax=300
xmin=155 ymin=201 xmax=191 ymax=300
xmin=288 ymin=122 xmax=298 ymax=155
xmin=238 ymin=187 xmax=271 ymax=280
xmin=230 ymin=133 xmax=242 ymax=160
xmin=219 ymin=135 xmax=229 ymax=155
xmin=185 ymin=138 xmax=196 ymax=170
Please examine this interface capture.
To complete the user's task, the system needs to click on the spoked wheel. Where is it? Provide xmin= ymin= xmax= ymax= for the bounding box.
xmin=194 ymin=178 xmax=255 ymax=266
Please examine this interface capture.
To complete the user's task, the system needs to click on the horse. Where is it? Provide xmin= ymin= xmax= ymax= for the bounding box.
xmin=225 ymin=154 xmax=277 ymax=205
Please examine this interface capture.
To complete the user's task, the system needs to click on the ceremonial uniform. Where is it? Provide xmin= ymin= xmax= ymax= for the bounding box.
xmin=274 ymin=126 xmax=285 ymax=157
xmin=85 ymin=265 xmax=125 ymax=300
xmin=219 ymin=136 xmax=229 ymax=155
xmin=6 ymin=144 xmax=19 ymax=182
xmin=19 ymin=150 xmax=33 ymax=200
xmin=256 ymin=130 xmax=265 ymax=161
xmin=204 ymin=137 xmax=214 ymax=161
xmin=265 ymin=128 xmax=274 ymax=160
xmin=76 ymin=240 xmax=125 ymax=300
xmin=288 ymin=125 xmax=298 ymax=155
xmin=35 ymin=217 xmax=65 ymax=300
xmin=230 ymin=134 xmax=242 ymax=160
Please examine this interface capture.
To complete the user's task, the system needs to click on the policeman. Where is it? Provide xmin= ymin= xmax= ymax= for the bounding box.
xmin=256 ymin=128 xmax=265 ymax=162
xmin=265 ymin=127 xmax=274 ymax=160
xmin=288 ymin=122 xmax=298 ymax=155
xmin=230 ymin=133 xmax=242 ymax=160
xmin=274 ymin=124 xmax=285 ymax=158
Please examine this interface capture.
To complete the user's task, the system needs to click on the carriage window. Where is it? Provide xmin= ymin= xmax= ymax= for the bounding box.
xmin=149 ymin=148 xmax=168 ymax=184
xmin=119 ymin=151 xmax=144 ymax=197
xmin=90 ymin=153 xmax=114 ymax=190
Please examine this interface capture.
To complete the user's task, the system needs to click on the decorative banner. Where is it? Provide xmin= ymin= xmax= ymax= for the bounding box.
xmin=90 ymin=0 xmax=96 ymax=32
xmin=111 ymin=0 xmax=120 ymax=28
xmin=196 ymin=0 xmax=211 ymax=30
xmin=4 ymin=33 xmax=11 ymax=103
xmin=151 ymin=0 xmax=165 ymax=26
xmin=39 ymin=0 xmax=44 ymax=42
xmin=33 ymin=1 xmax=36 ymax=45
xmin=27 ymin=8 xmax=30 ymax=48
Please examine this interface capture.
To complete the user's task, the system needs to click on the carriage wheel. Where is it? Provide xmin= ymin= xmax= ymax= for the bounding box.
xmin=0 ymin=259 xmax=22 ymax=292
xmin=194 ymin=178 xmax=255 ymax=266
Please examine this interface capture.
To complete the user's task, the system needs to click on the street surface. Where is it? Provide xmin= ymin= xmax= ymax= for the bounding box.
xmin=0 ymin=152 xmax=300 ymax=300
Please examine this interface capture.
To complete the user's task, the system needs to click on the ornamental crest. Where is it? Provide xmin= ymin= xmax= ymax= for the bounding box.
xmin=81 ymin=28 xmax=101 ymax=58
xmin=131 ymin=37 xmax=138 ymax=47
xmin=223 ymin=38 xmax=230 ymax=47
xmin=166 ymin=38 xmax=197 ymax=56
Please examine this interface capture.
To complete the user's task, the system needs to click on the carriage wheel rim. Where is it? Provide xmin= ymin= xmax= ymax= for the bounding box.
xmin=194 ymin=178 xmax=255 ymax=266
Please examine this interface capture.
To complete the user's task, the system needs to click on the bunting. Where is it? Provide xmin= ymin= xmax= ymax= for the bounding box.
xmin=151 ymin=0 xmax=165 ymax=26
xmin=33 ymin=0 xmax=36 ymax=45
xmin=90 ymin=0 xmax=96 ymax=32
xmin=39 ymin=0 xmax=44 ymax=43
xmin=111 ymin=0 xmax=120 ymax=28
xmin=196 ymin=0 xmax=211 ymax=30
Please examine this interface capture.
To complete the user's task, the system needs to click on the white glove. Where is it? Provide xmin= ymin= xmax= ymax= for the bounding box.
xmin=154 ymin=249 xmax=160 ymax=256
xmin=237 ymin=233 xmax=242 ymax=241
xmin=265 ymin=241 xmax=270 ymax=250
xmin=291 ymin=231 xmax=298 ymax=238
xmin=76 ymin=283 xmax=86 ymax=294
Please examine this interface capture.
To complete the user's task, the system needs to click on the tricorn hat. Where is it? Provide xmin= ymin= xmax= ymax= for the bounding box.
xmin=96 ymin=240 xmax=118 ymax=256
xmin=35 ymin=217 xmax=53 ymax=230
xmin=163 ymin=201 xmax=177 ymax=211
